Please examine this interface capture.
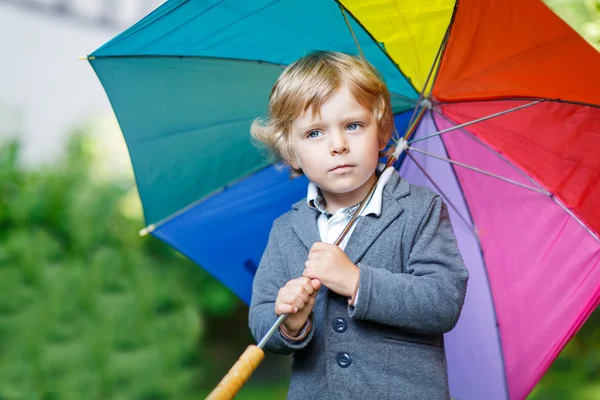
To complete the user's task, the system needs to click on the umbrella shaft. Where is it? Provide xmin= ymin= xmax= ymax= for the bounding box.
xmin=258 ymin=314 xmax=287 ymax=349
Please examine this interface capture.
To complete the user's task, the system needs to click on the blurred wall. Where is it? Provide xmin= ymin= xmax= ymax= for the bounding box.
xmin=0 ymin=1 xmax=161 ymax=166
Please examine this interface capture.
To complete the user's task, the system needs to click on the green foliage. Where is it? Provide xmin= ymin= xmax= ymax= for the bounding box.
xmin=544 ymin=0 xmax=600 ymax=48
xmin=0 ymin=133 xmax=237 ymax=399
xmin=529 ymin=310 xmax=600 ymax=399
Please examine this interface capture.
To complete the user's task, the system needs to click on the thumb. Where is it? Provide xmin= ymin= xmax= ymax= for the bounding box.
xmin=311 ymin=279 xmax=321 ymax=292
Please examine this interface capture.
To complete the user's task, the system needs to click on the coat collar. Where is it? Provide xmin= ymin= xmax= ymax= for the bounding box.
xmin=290 ymin=171 xmax=410 ymax=263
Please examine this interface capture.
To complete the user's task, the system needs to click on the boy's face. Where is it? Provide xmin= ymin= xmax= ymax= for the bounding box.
xmin=288 ymin=85 xmax=385 ymax=208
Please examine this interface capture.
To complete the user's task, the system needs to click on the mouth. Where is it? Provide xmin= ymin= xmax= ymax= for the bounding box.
xmin=330 ymin=164 xmax=355 ymax=172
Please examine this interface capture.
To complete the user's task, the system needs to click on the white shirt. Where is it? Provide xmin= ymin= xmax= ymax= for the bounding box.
xmin=306 ymin=164 xmax=395 ymax=305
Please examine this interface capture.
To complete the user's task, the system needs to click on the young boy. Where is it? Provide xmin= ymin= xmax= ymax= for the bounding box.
xmin=248 ymin=51 xmax=469 ymax=400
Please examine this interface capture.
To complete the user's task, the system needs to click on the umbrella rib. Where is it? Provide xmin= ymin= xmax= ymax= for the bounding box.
xmin=405 ymin=151 xmax=475 ymax=233
xmin=84 ymin=53 xmax=288 ymax=69
xmin=434 ymin=97 xmax=600 ymax=109
xmin=390 ymin=92 xmax=420 ymax=103
xmin=427 ymin=2 xmax=460 ymax=97
xmin=339 ymin=4 xmax=365 ymax=59
xmin=404 ymin=5 xmax=454 ymax=134
xmin=85 ymin=53 xmax=414 ymax=106
xmin=409 ymin=99 xmax=543 ymax=144
xmin=551 ymin=197 xmax=600 ymax=242
xmin=430 ymin=108 xmax=548 ymax=192
xmin=402 ymin=106 xmax=427 ymax=141
xmin=139 ymin=163 xmax=273 ymax=236
xmin=407 ymin=147 xmax=551 ymax=195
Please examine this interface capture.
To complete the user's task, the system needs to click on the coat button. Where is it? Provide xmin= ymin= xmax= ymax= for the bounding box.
xmin=332 ymin=317 xmax=348 ymax=333
xmin=336 ymin=352 xmax=352 ymax=368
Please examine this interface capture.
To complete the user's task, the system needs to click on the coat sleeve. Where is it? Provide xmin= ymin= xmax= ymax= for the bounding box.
xmin=248 ymin=220 xmax=314 ymax=354
xmin=348 ymin=195 xmax=469 ymax=334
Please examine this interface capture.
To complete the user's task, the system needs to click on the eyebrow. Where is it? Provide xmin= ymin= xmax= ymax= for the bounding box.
xmin=340 ymin=113 xmax=370 ymax=122
xmin=297 ymin=113 xmax=370 ymax=130
xmin=295 ymin=120 xmax=325 ymax=133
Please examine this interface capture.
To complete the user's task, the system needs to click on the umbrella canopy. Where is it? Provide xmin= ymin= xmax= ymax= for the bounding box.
xmin=86 ymin=1 xmax=600 ymax=399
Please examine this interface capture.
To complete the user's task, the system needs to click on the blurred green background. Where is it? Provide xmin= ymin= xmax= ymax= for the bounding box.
xmin=0 ymin=0 xmax=598 ymax=399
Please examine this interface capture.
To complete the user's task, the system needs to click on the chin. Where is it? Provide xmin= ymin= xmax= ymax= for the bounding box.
xmin=311 ymin=171 xmax=372 ymax=194
xmin=321 ymin=181 xmax=364 ymax=194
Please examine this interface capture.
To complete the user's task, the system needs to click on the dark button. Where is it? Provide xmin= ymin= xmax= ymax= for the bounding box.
xmin=336 ymin=352 xmax=352 ymax=368
xmin=332 ymin=317 xmax=348 ymax=333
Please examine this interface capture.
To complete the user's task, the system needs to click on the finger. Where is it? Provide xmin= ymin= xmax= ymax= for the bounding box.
xmin=303 ymin=267 xmax=318 ymax=281
xmin=298 ymin=277 xmax=315 ymax=295
xmin=301 ymin=276 xmax=313 ymax=289
xmin=292 ymin=288 xmax=310 ymax=304
xmin=311 ymin=242 xmax=333 ymax=251
xmin=282 ymin=292 xmax=297 ymax=305
xmin=275 ymin=297 xmax=299 ymax=316
xmin=290 ymin=276 xmax=312 ymax=293
xmin=303 ymin=261 xmax=317 ymax=279
xmin=291 ymin=276 xmax=311 ymax=285
xmin=287 ymin=292 xmax=309 ymax=309
xmin=307 ymin=251 xmax=324 ymax=261
xmin=275 ymin=303 xmax=296 ymax=315
xmin=310 ymin=279 xmax=321 ymax=292
xmin=309 ymin=242 xmax=329 ymax=253
xmin=281 ymin=293 xmax=305 ymax=312
xmin=293 ymin=295 xmax=307 ymax=310
xmin=304 ymin=260 xmax=313 ymax=276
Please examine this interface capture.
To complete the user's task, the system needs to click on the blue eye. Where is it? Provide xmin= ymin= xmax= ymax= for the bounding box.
xmin=347 ymin=123 xmax=360 ymax=131
xmin=307 ymin=130 xmax=322 ymax=138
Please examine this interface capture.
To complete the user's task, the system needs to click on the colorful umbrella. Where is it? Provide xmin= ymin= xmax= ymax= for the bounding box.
xmin=84 ymin=0 xmax=600 ymax=399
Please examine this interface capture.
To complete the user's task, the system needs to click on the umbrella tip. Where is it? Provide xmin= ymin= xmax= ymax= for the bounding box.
xmin=419 ymin=98 xmax=433 ymax=110
xmin=78 ymin=55 xmax=96 ymax=61
xmin=139 ymin=224 xmax=156 ymax=237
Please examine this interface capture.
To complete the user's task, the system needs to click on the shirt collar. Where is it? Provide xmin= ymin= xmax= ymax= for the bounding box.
xmin=306 ymin=163 xmax=395 ymax=218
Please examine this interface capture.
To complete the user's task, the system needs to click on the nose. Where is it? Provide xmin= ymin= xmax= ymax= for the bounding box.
xmin=330 ymin=130 xmax=349 ymax=155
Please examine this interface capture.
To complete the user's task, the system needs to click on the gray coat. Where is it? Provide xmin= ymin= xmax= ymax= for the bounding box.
xmin=249 ymin=172 xmax=469 ymax=400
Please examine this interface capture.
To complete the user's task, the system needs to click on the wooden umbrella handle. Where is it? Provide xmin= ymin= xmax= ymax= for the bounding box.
xmin=205 ymin=345 xmax=265 ymax=400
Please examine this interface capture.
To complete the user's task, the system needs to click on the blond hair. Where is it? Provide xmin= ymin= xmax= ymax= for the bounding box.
xmin=250 ymin=51 xmax=395 ymax=175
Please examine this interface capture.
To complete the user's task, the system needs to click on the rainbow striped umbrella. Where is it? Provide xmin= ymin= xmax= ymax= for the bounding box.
xmin=85 ymin=0 xmax=600 ymax=398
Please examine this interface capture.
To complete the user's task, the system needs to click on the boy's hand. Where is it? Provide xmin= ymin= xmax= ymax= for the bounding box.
xmin=275 ymin=277 xmax=321 ymax=336
xmin=303 ymin=242 xmax=359 ymax=298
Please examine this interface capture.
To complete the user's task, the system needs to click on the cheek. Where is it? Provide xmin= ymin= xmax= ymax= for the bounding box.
xmin=361 ymin=133 xmax=383 ymax=160
xmin=292 ymin=144 xmax=319 ymax=169
xmin=295 ymin=154 xmax=315 ymax=172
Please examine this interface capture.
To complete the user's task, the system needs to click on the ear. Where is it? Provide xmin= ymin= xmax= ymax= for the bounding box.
xmin=288 ymin=157 xmax=300 ymax=170
xmin=284 ymin=146 xmax=301 ymax=170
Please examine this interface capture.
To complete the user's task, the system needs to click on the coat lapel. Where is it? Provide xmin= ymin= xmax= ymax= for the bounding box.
xmin=343 ymin=197 xmax=403 ymax=264
xmin=344 ymin=173 xmax=410 ymax=264
xmin=291 ymin=199 xmax=321 ymax=250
